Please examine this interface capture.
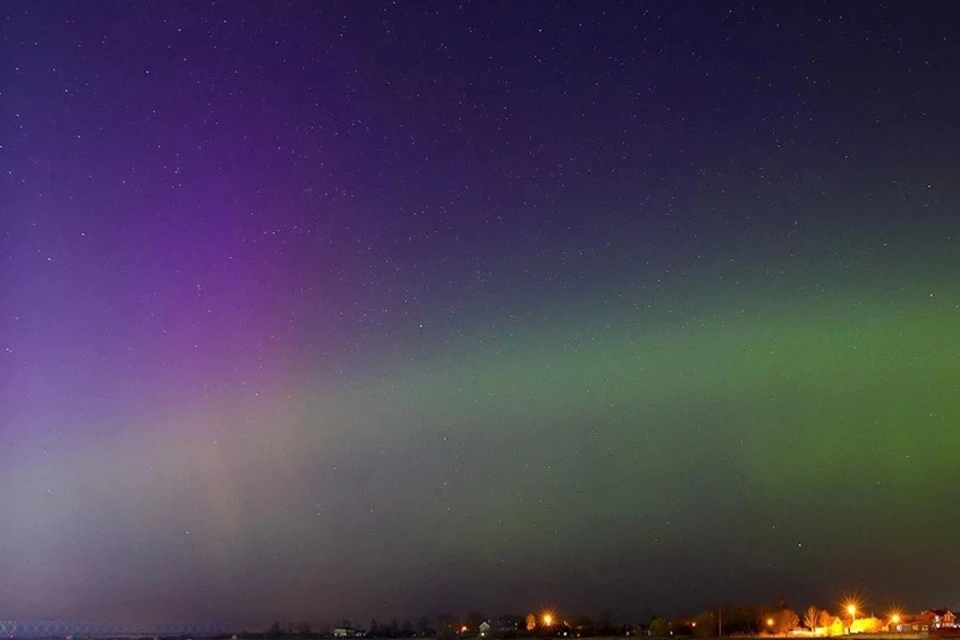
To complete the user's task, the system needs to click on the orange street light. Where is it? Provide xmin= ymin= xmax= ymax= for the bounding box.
xmin=543 ymin=614 xmax=553 ymax=627
xmin=845 ymin=604 xmax=858 ymax=634
xmin=891 ymin=615 xmax=901 ymax=625
xmin=767 ymin=618 xmax=774 ymax=627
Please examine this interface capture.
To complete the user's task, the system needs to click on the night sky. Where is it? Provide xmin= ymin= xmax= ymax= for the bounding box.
xmin=2 ymin=0 xmax=959 ymax=628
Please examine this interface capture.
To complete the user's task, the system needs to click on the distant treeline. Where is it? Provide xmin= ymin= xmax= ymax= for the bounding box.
xmin=251 ymin=601 xmax=886 ymax=640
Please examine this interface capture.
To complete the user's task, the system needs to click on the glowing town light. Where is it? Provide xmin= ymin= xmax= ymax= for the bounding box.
xmin=543 ymin=614 xmax=553 ymax=627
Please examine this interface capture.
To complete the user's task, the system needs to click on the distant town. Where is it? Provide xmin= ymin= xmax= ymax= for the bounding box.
xmin=3 ymin=603 xmax=957 ymax=640
xmin=254 ymin=603 xmax=959 ymax=640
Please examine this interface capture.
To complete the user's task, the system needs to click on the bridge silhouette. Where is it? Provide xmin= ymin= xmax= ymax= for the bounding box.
xmin=0 ymin=621 xmax=235 ymax=638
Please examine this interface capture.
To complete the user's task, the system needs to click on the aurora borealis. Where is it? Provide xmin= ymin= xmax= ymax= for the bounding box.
xmin=2 ymin=0 xmax=960 ymax=628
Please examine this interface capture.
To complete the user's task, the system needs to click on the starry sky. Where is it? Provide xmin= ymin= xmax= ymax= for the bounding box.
xmin=2 ymin=0 xmax=960 ymax=628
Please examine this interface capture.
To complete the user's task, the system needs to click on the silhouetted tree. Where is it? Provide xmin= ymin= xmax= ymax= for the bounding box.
xmin=465 ymin=613 xmax=486 ymax=632
xmin=297 ymin=622 xmax=312 ymax=636
xmin=416 ymin=617 xmax=431 ymax=636
xmin=756 ymin=607 xmax=774 ymax=634
xmin=437 ymin=614 xmax=457 ymax=640
xmin=570 ymin=615 xmax=594 ymax=634
xmin=638 ymin=608 xmax=655 ymax=628
xmin=672 ymin=619 xmax=694 ymax=637
xmin=649 ymin=618 xmax=671 ymax=637
xmin=598 ymin=610 xmax=615 ymax=634
xmin=711 ymin=603 xmax=757 ymax=635
xmin=370 ymin=620 xmax=380 ymax=637
xmin=693 ymin=611 xmax=717 ymax=638
xmin=803 ymin=607 xmax=820 ymax=633
xmin=771 ymin=610 xmax=799 ymax=636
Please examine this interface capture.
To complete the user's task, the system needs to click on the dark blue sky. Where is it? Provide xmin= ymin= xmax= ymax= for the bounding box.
xmin=2 ymin=0 xmax=959 ymax=627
